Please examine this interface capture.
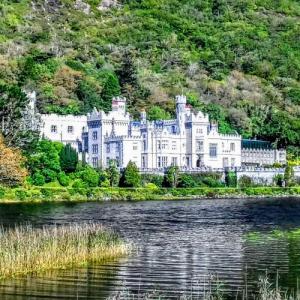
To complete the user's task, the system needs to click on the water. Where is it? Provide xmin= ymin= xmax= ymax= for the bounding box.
xmin=0 ymin=197 xmax=300 ymax=299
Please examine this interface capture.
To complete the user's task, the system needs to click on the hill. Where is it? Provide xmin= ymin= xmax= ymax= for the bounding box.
xmin=0 ymin=0 xmax=299 ymax=153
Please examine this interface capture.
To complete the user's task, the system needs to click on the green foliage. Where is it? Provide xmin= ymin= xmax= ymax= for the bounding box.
xmin=27 ymin=140 xmax=62 ymax=184
xmin=178 ymin=174 xmax=198 ymax=188
xmin=76 ymin=165 xmax=99 ymax=187
xmin=57 ymin=172 xmax=70 ymax=187
xmin=100 ymin=73 xmax=121 ymax=110
xmin=238 ymin=175 xmax=253 ymax=188
xmin=148 ymin=106 xmax=172 ymax=121
xmin=60 ymin=144 xmax=78 ymax=173
xmin=31 ymin=172 xmax=46 ymax=186
xmin=0 ymin=0 xmax=299 ymax=154
xmin=141 ymin=174 xmax=164 ymax=187
xmin=164 ymin=166 xmax=179 ymax=188
xmin=121 ymin=161 xmax=141 ymax=188
xmin=225 ymin=171 xmax=237 ymax=187
xmin=284 ymin=164 xmax=295 ymax=186
xmin=106 ymin=160 xmax=120 ymax=187
xmin=274 ymin=174 xmax=284 ymax=187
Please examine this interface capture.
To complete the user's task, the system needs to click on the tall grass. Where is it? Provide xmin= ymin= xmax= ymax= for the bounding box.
xmin=108 ymin=274 xmax=300 ymax=300
xmin=0 ymin=223 xmax=129 ymax=279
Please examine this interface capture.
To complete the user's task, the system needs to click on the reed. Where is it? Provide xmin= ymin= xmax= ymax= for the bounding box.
xmin=0 ymin=223 xmax=129 ymax=279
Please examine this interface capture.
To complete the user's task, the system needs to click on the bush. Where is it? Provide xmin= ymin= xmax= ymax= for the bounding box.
xmin=178 ymin=174 xmax=198 ymax=188
xmin=32 ymin=172 xmax=46 ymax=186
xmin=15 ymin=189 xmax=28 ymax=200
xmin=76 ymin=166 xmax=99 ymax=187
xmin=0 ymin=187 xmax=5 ymax=199
xmin=225 ymin=171 xmax=237 ymax=187
xmin=57 ymin=172 xmax=70 ymax=187
xmin=274 ymin=174 xmax=284 ymax=187
xmin=42 ymin=169 xmax=57 ymax=183
xmin=141 ymin=174 xmax=164 ymax=187
xmin=238 ymin=175 xmax=253 ymax=188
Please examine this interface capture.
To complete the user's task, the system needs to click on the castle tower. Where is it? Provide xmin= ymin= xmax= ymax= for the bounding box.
xmin=176 ymin=95 xmax=187 ymax=118
xmin=112 ymin=96 xmax=127 ymax=114
xmin=140 ymin=109 xmax=147 ymax=123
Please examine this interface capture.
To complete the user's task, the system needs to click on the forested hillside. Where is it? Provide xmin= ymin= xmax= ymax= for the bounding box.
xmin=0 ymin=0 xmax=299 ymax=154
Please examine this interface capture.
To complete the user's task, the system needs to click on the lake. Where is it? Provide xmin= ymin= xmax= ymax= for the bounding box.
xmin=0 ymin=197 xmax=300 ymax=299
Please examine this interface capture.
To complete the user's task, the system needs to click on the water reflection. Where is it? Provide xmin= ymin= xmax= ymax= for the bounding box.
xmin=0 ymin=198 xmax=299 ymax=299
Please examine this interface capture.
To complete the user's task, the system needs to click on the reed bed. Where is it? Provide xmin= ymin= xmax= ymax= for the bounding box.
xmin=0 ymin=223 xmax=129 ymax=279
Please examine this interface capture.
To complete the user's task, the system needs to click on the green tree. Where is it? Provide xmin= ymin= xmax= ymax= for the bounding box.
xmin=284 ymin=164 xmax=295 ymax=187
xmin=148 ymin=105 xmax=171 ymax=121
xmin=60 ymin=144 xmax=78 ymax=173
xmin=225 ymin=170 xmax=237 ymax=187
xmin=101 ymin=73 xmax=120 ymax=109
xmin=106 ymin=160 xmax=120 ymax=187
xmin=27 ymin=140 xmax=62 ymax=184
xmin=164 ymin=166 xmax=179 ymax=188
xmin=76 ymin=165 xmax=99 ymax=187
xmin=121 ymin=161 xmax=141 ymax=187
xmin=0 ymin=84 xmax=38 ymax=149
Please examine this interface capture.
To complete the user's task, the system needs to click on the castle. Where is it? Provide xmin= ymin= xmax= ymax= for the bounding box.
xmin=27 ymin=92 xmax=286 ymax=169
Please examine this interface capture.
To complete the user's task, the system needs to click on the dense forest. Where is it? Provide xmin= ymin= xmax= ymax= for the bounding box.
xmin=0 ymin=0 xmax=299 ymax=155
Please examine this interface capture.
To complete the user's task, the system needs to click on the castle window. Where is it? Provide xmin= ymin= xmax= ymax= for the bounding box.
xmin=67 ymin=126 xmax=73 ymax=133
xmin=196 ymin=140 xmax=204 ymax=152
xmin=172 ymin=141 xmax=177 ymax=150
xmin=143 ymin=140 xmax=147 ymax=151
xmin=171 ymin=157 xmax=178 ymax=166
xmin=209 ymin=143 xmax=217 ymax=158
xmin=106 ymin=144 xmax=110 ymax=153
xmin=162 ymin=156 xmax=168 ymax=167
xmin=92 ymin=131 xmax=98 ymax=140
xmin=92 ymin=157 xmax=98 ymax=168
xmin=157 ymin=141 xmax=161 ymax=150
xmin=51 ymin=125 xmax=57 ymax=133
xmin=230 ymin=143 xmax=235 ymax=151
xmin=92 ymin=144 xmax=98 ymax=154
xmin=231 ymin=158 xmax=235 ymax=167
xmin=162 ymin=140 xmax=168 ymax=150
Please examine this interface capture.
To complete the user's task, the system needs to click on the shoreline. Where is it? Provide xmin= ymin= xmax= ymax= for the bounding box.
xmin=0 ymin=186 xmax=299 ymax=204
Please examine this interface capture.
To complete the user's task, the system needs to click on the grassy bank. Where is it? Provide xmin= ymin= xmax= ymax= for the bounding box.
xmin=0 ymin=186 xmax=299 ymax=203
xmin=0 ymin=223 xmax=129 ymax=279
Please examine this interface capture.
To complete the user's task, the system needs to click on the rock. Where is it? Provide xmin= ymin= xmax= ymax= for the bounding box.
xmin=98 ymin=0 xmax=119 ymax=11
xmin=74 ymin=0 xmax=91 ymax=14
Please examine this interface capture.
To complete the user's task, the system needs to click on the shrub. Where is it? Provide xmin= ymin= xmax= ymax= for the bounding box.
xmin=141 ymin=174 xmax=164 ymax=187
xmin=163 ymin=166 xmax=179 ymax=188
xmin=178 ymin=174 xmax=198 ymax=188
xmin=225 ymin=171 xmax=237 ymax=187
xmin=60 ymin=144 xmax=78 ymax=173
xmin=57 ymin=172 xmax=70 ymax=187
xmin=0 ymin=187 xmax=5 ymax=199
xmin=238 ymin=175 xmax=253 ymax=188
xmin=42 ymin=169 xmax=57 ymax=183
xmin=77 ymin=166 xmax=99 ymax=187
xmin=15 ymin=189 xmax=28 ymax=200
xmin=32 ymin=172 xmax=46 ymax=186
xmin=273 ymin=174 xmax=284 ymax=187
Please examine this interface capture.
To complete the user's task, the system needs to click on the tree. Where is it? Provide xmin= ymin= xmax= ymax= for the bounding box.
xmin=101 ymin=73 xmax=121 ymax=109
xmin=27 ymin=140 xmax=62 ymax=183
xmin=121 ymin=161 xmax=141 ymax=187
xmin=148 ymin=105 xmax=171 ymax=121
xmin=0 ymin=84 xmax=39 ymax=149
xmin=60 ymin=144 xmax=78 ymax=173
xmin=284 ymin=164 xmax=295 ymax=187
xmin=225 ymin=170 xmax=237 ymax=187
xmin=106 ymin=160 xmax=120 ymax=187
xmin=76 ymin=165 xmax=99 ymax=187
xmin=0 ymin=135 xmax=28 ymax=186
xmin=164 ymin=166 xmax=179 ymax=188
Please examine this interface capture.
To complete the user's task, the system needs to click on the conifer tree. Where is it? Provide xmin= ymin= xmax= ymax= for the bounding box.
xmin=59 ymin=144 xmax=78 ymax=173
xmin=101 ymin=73 xmax=121 ymax=109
